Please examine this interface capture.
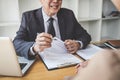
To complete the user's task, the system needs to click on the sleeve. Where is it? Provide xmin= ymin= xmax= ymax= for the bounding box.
xmin=72 ymin=11 xmax=91 ymax=49
xmin=13 ymin=13 xmax=35 ymax=60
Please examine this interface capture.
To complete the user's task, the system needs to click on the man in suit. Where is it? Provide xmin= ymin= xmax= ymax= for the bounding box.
xmin=65 ymin=50 xmax=120 ymax=80
xmin=13 ymin=0 xmax=91 ymax=59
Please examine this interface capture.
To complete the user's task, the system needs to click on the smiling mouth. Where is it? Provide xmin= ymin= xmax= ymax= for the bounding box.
xmin=50 ymin=5 xmax=59 ymax=9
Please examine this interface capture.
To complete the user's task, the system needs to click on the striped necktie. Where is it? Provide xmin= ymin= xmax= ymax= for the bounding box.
xmin=47 ymin=18 xmax=56 ymax=37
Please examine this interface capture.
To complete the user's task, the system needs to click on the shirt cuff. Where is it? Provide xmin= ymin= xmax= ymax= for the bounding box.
xmin=29 ymin=44 xmax=36 ymax=56
xmin=75 ymin=40 xmax=83 ymax=49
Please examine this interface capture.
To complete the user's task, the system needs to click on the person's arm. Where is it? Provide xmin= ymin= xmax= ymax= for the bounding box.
xmin=64 ymin=10 xmax=91 ymax=54
xmin=72 ymin=11 xmax=91 ymax=49
xmin=13 ymin=13 xmax=35 ymax=60
xmin=111 ymin=0 xmax=120 ymax=11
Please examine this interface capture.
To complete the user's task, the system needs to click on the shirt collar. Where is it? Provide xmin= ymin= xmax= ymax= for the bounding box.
xmin=42 ymin=8 xmax=57 ymax=22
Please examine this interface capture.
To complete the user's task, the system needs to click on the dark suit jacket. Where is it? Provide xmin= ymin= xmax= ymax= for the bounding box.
xmin=13 ymin=8 xmax=91 ymax=59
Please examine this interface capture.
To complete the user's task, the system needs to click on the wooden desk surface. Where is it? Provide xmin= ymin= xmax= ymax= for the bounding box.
xmin=0 ymin=58 xmax=77 ymax=80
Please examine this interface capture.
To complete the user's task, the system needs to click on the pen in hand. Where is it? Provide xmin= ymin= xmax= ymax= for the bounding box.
xmin=35 ymin=32 xmax=53 ymax=52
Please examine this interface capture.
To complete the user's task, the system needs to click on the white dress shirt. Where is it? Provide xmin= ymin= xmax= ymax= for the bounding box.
xmin=42 ymin=8 xmax=61 ymax=39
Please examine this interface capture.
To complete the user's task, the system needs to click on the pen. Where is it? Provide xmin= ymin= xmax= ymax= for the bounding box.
xmin=37 ymin=32 xmax=54 ymax=40
xmin=37 ymin=32 xmax=40 ymax=35
xmin=36 ymin=32 xmax=54 ymax=59
xmin=104 ymin=43 xmax=117 ymax=50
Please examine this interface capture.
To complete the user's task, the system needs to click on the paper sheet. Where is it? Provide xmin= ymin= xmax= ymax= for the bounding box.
xmin=39 ymin=37 xmax=81 ymax=70
xmin=77 ymin=44 xmax=103 ymax=60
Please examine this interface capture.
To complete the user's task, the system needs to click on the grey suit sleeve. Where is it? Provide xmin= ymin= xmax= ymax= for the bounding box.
xmin=13 ymin=13 xmax=35 ymax=59
xmin=72 ymin=11 xmax=91 ymax=48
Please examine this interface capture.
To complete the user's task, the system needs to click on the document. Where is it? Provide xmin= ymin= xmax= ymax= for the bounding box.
xmin=39 ymin=37 xmax=81 ymax=70
xmin=76 ymin=44 xmax=103 ymax=60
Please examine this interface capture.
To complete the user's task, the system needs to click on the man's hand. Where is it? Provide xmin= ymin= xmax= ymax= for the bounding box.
xmin=33 ymin=32 xmax=53 ymax=53
xmin=64 ymin=40 xmax=80 ymax=54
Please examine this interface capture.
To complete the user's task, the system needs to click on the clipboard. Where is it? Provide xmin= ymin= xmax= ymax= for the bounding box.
xmin=38 ymin=37 xmax=81 ymax=70
xmin=39 ymin=50 xmax=81 ymax=70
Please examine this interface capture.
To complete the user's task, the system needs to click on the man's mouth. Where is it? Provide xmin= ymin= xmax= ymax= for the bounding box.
xmin=50 ymin=5 xmax=59 ymax=9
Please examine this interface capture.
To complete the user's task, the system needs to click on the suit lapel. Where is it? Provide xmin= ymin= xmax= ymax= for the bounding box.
xmin=57 ymin=12 xmax=66 ymax=41
xmin=36 ymin=8 xmax=45 ymax=32
xmin=36 ymin=8 xmax=66 ymax=40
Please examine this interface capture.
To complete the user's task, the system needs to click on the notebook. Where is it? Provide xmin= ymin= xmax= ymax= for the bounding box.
xmin=104 ymin=40 xmax=120 ymax=50
xmin=76 ymin=44 xmax=103 ymax=60
xmin=0 ymin=37 xmax=35 ymax=77
xmin=39 ymin=37 xmax=81 ymax=70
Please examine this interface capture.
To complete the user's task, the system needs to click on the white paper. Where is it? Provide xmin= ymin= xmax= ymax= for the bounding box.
xmin=77 ymin=44 xmax=103 ymax=60
xmin=39 ymin=37 xmax=81 ymax=70
xmin=45 ymin=37 xmax=68 ymax=54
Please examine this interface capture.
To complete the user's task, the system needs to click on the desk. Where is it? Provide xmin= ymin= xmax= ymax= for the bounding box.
xmin=0 ymin=42 xmax=106 ymax=80
xmin=0 ymin=57 xmax=77 ymax=80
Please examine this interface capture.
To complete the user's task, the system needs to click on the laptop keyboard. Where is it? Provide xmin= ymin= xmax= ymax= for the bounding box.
xmin=19 ymin=63 xmax=27 ymax=70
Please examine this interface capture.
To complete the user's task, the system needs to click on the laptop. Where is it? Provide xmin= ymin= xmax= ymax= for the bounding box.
xmin=0 ymin=37 xmax=36 ymax=77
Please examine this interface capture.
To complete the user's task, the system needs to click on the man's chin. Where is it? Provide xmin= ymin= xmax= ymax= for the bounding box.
xmin=50 ymin=10 xmax=58 ymax=15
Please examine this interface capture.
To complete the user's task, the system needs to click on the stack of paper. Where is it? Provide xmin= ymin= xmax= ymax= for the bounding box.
xmin=39 ymin=37 xmax=81 ymax=70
